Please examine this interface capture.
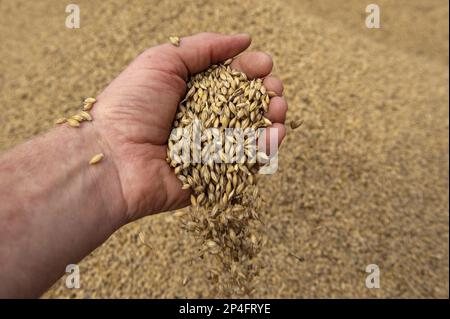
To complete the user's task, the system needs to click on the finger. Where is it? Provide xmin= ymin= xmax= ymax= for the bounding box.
xmin=163 ymin=169 xmax=191 ymax=210
xmin=264 ymin=97 xmax=288 ymax=124
xmin=258 ymin=123 xmax=286 ymax=155
xmin=230 ymin=52 xmax=273 ymax=79
xmin=263 ymin=76 xmax=284 ymax=96
xmin=161 ymin=32 xmax=251 ymax=79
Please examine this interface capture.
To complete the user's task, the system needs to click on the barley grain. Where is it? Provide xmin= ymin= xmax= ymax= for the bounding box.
xmin=223 ymin=58 xmax=233 ymax=65
xmin=71 ymin=114 xmax=84 ymax=122
xmin=83 ymin=103 xmax=94 ymax=111
xmin=67 ymin=118 xmax=80 ymax=127
xmin=169 ymin=36 xmax=180 ymax=46
xmin=174 ymin=211 xmax=187 ymax=218
xmin=79 ymin=111 xmax=93 ymax=121
xmin=263 ymin=116 xmax=272 ymax=126
xmin=138 ymin=232 xmax=152 ymax=249
xmin=89 ymin=153 xmax=104 ymax=165
xmin=167 ymin=60 xmax=273 ymax=297
xmin=84 ymin=97 xmax=96 ymax=104
xmin=55 ymin=117 xmax=66 ymax=125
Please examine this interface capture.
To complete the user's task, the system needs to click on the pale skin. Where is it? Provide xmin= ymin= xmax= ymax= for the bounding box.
xmin=0 ymin=33 xmax=288 ymax=298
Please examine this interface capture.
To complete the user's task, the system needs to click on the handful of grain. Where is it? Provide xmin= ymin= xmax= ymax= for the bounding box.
xmin=167 ymin=58 xmax=273 ymax=296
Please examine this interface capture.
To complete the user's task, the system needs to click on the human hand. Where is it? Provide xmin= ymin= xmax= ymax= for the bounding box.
xmin=91 ymin=32 xmax=288 ymax=223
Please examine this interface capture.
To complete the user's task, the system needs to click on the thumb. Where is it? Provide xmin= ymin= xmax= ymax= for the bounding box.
xmin=150 ymin=32 xmax=252 ymax=79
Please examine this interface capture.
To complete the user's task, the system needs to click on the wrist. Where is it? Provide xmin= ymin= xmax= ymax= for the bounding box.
xmin=55 ymin=121 xmax=128 ymax=229
xmin=0 ymin=122 xmax=129 ymax=297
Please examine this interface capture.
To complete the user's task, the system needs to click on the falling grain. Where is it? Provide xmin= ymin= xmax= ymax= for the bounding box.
xmin=71 ymin=114 xmax=84 ymax=122
xmin=167 ymin=61 xmax=272 ymax=296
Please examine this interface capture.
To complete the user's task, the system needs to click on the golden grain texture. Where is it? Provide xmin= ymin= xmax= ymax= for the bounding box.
xmin=167 ymin=62 xmax=271 ymax=296
xmin=0 ymin=0 xmax=447 ymax=298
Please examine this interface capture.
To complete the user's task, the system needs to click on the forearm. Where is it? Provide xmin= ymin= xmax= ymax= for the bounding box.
xmin=0 ymin=124 xmax=126 ymax=298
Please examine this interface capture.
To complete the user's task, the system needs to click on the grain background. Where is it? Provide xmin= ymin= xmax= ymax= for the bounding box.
xmin=0 ymin=0 xmax=448 ymax=298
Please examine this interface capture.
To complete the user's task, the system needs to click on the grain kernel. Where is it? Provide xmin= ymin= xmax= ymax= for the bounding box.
xmin=290 ymin=119 xmax=303 ymax=130
xmin=84 ymin=97 xmax=96 ymax=104
xmin=89 ymin=153 xmax=104 ymax=165
xmin=169 ymin=36 xmax=180 ymax=46
xmin=67 ymin=118 xmax=80 ymax=127
xmin=71 ymin=114 xmax=84 ymax=122
xmin=167 ymin=60 xmax=273 ymax=296
xmin=55 ymin=117 xmax=66 ymax=125
xmin=79 ymin=111 xmax=92 ymax=121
